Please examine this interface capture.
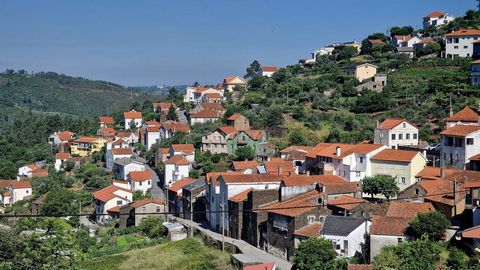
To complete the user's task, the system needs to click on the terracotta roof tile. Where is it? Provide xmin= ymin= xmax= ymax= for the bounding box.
xmin=370 ymin=215 xmax=410 ymax=236
xmin=440 ymin=125 xmax=480 ymax=137
xmin=424 ymin=11 xmax=445 ymax=18
xmin=280 ymin=146 xmax=313 ymax=154
xmin=57 ymin=131 xmax=75 ymax=141
xmin=369 ymin=39 xmax=385 ymax=45
xmin=152 ymin=102 xmax=176 ymax=111
xmin=229 ymin=188 xmax=253 ymax=203
xmin=377 ymin=118 xmax=414 ymax=129
xmin=128 ymin=171 xmax=152 ymax=182
xmin=130 ymin=198 xmax=165 ymax=208
xmin=190 ymin=109 xmax=222 ymax=118
xmin=446 ymin=107 xmax=479 ymax=122
xmin=460 ymin=225 xmax=480 ymax=239
xmin=227 ymin=113 xmax=243 ymax=121
xmin=256 ymin=189 xmax=321 ymax=217
xmin=335 ymin=143 xmax=385 ymax=159
xmin=263 ymin=158 xmax=295 ymax=176
xmin=9 ymin=181 xmax=32 ymax=189
xmin=232 ymin=160 xmax=259 ymax=171
xmin=415 ymin=166 xmax=460 ymax=180
xmin=74 ymin=137 xmax=99 ymax=143
xmin=171 ymin=144 xmax=195 ymax=155
xmin=98 ymin=117 xmax=115 ymax=124
xmin=218 ymin=126 xmax=238 ymax=136
xmin=306 ymin=143 xmax=356 ymax=159
xmin=92 ymin=185 xmax=132 ymax=202
xmin=245 ymin=130 xmax=264 ymax=140
xmin=198 ymin=103 xmax=225 ymax=111
xmin=220 ymin=174 xmax=283 ymax=184
xmin=243 ymin=262 xmax=276 ymax=270
xmin=107 ymin=206 xmax=121 ymax=213
xmin=111 ymin=148 xmax=134 ymax=156
xmin=55 ymin=152 xmax=71 ymax=160
xmin=371 ymin=149 xmax=420 ymax=162
xmin=168 ymin=177 xmax=196 ymax=192
xmin=124 ymin=111 xmax=142 ymax=119
xmin=327 ymin=195 xmax=365 ymax=210
xmin=164 ymin=155 xmax=189 ymax=165
xmin=261 ymin=66 xmax=278 ymax=72
xmin=294 ymin=223 xmax=323 ymax=237
xmin=386 ymin=201 xmax=434 ymax=218
xmin=446 ymin=29 xmax=480 ymax=37
xmin=223 ymin=76 xmax=247 ymax=85
xmin=98 ymin=127 xmax=116 ymax=137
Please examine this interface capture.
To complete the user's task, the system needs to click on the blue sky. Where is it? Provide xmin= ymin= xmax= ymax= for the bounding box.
xmin=0 ymin=1 xmax=477 ymax=86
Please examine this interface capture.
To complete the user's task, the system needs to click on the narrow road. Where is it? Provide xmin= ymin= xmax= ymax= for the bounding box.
xmin=173 ymin=217 xmax=292 ymax=270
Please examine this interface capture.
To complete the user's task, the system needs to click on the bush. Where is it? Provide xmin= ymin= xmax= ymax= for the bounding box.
xmin=139 ymin=216 xmax=165 ymax=238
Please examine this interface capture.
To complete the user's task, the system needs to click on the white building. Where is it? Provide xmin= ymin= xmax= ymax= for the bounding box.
xmin=190 ymin=109 xmax=222 ymax=125
xmin=92 ymin=185 xmax=133 ymax=224
xmin=169 ymin=144 xmax=195 ymax=163
xmin=54 ymin=152 xmax=71 ymax=171
xmin=123 ymin=110 xmax=143 ymax=129
xmin=259 ymin=66 xmax=278 ymax=77
xmin=332 ymin=143 xmax=387 ymax=182
xmin=391 ymin=35 xmax=421 ymax=48
xmin=48 ymin=131 xmax=75 ymax=145
xmin=223 ymin=76 xmax=247 ymax=92
xmin=320 ymin=216 xmax=371 ymax=258
xmin=8 ymin=181 xmax=32 ymax=204
xmin=106 ymin=147 xmax=133 ymax=170
xmin=127 ymin=170 xmax=153 ymax=194
xmin=164 ymin=155 xmax=190 ymax=187
xmin=445 ymin=29 xmax=480 ymax=59
xmin=440 ymin=125 xmax=480 ymax=169
xmin=446 ymin=106 xmax=479 ymax=128
xmin=145 ymin=126 xmax=161 ymax=150
xmin=113 ymin=158 xmax=146 ymax=180
xmin=423 ymin=11 xmax=455 ymax=30
xmin=374 ymin=118 xmax=419 ymax=149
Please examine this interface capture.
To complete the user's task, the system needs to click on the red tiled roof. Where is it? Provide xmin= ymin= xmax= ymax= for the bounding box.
xmin=74 ymin=137 xmax=99 ymax=143
xmin=0 ymin=180 xmax=10 ymax=188
xmin=99 ymin=116 xmax=115 ymax=124
xmin=229 ymin=188 xmax=253 ymax=203
xmin=152 ymin=102 xmax=176 ymax=111
xmin=171 ymin=144 xmax=195 ymax=155
xmin=394 ymin=35 xmax=411 ymax=42
xmin=92 ymin=185 xmax=132 ymax=202
xmin=112 ymin=138 xmax=127 ymax=146
xmin=335 ymin=143 xmax=385 ymax=159
xmin=369 ymin=39 xmax=385 ymax=45
xmin=111 ymin=148 xmax=133 ymax=156
xmin=370 ymin=215 xmax=410 ymax=236
xmin=440 ymin=125 xmax=480 ymax=137
xmin=223 ymin=76 xmax=247 ymax=85
xmin=232 ymin=160 xmax=259 ymax=171
xmin=263 ymin=158 xmax=295 ymax=176
xmin=446 ymin=107 xmax=479 ymax=122
xmin=9 ymin=181 xmax=32 ymax=189
xmin=124 ymin=111 xmax=142 ymax=119
xmin=31 ymin=169 xmax=49 ymax=178
xmin=147 ymin=126 xmax=161 ymax=132
xmin=162 ymin=122 xmax=190 ymax=133
xmin=168 ymin=177 xmax=196 ymax=192
xmin=220 ymin=174 xmax=283 ymax=184
xmin=257 ymin=189 xmax=322 ymax=217
xmin=107 ymin=206 xmax=121 ymax=213
xmin=415 ymin=166 xmax=460 ymax=180
xmin=164 ymin=155 xmax=189 ymax=165
xmin=130 ymin=198 xmax=165 ymax=208
xmin=57 ymin=131 xmax=75 ymax=141
xmin=261 ymin=66 xmax=278 ymax=72
xmin=419 ymin=179 xmax=463 ymax=206
xmin=191 ymin=109 xmax=222 ymax=118
xmin=99 ymin=127 xmax=116 ymax=137
xmin=424 ymin=11 xmax=445 ymax=18
xmin=3 ymin=192 xmax=9 ymax=197
xmin=227 ymin=113 xmax=243 ymax=121
xmin=446 ymin=29 xmax=480 ymax=37
xmin=294 ymin=223 xmax=322 ymax=238
xmin=306 ymin=143 xmax=356 ymax=159
xmin=377 ymin=118 xmax=415 ymax=129
xmin=327 ymin=195 xmax=365 ymax=210
xmin=144 ymin=120 xmax=161 ymax=126
xmin=280 ymin=145 xmax=313 ymax=154
xmin=347 ymin=264 xmax=374 ymax=270
xmin=461 ymin=225 xmax=480 ymax=239
xmin=198 ymin=103 xmax=225 ymax=111
xmin=128 ymin=171 xmax=152 ymax=182
xmin=205 ymin=93 xmax=221 ymax=99
xmin=371 ymin=149 xmax=420 ymax=163
xmin=243 ymin=262 xmax=276 ymax=270
xmin=55 ymin=152 xmax=71 ymax=160
xmin=386 ymin=201 xmax=434 ymax=218
xmin=206 ymin=172 xmax=244 ymax=186
xmin=218 ymin=126 xmax=238 ymax=136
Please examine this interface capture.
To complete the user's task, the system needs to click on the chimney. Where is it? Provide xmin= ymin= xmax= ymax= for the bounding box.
xmin=306 ymin=171 xmax=311 ymax=176
xmin=440 ymin=167 xmax=445 ymax=179
xmin=376 ymin=120 xmax=379 ymax=127
xmin=453 ymin=180 xmax=459 ymax=216
xmin=336 ymin=146 xmax=341 ymax=157
xmin=278 ymin=164 xmax=282 ymax=176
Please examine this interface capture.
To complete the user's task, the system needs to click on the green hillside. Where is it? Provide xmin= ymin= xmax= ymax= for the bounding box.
xmin=0 ymin=70 xmax=160 ymax=128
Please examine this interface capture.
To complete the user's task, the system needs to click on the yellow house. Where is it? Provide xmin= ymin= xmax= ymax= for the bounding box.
xmin=71 ymin=136 xmax=107 ymax=157
xmin=370 ymin=149 xmax=427 ymax=191
xmin=345 ymin=63 xmax=378 ymax=82
xmin=223 ymin=76 xmax=247 ymax=92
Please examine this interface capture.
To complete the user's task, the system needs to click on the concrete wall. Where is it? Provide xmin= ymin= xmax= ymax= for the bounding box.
xmin=370 ymin=234 xmax=407 ymax=259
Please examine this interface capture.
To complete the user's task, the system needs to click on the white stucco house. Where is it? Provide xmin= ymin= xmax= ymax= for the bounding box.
xmin=445 ymin=29 xmax=480 ymax=59
xmin=55 ymin=152 xmax=71 ymax=171
xmin=106 ymin=147 xmax=134 ymax=170
xmin=123 ymin=110 xmax=143 ymax=129
xmin=164 ymin=155 xmax=190 ymax=187
xmin=259 ymin=66 xmax=278 ymax=77
xmin=127 ymin=170 xmax=153 ymax=194
xmin=92 ymin=184 xmax=133 ymax=224
xmin=374 ymin=118 xmax=419 ymax=149
xmin=320 ymin=215 xmax=371 ymax=258
xmin=113 ymin=158 xmax=146 ymax=180
xmin=169 ymin=144 xmax=195 ymax=163
xmin=440 ymin=124 xmax=480 ymax=169
xmin=423 ymin=11 xmax=454 ymax=30
xmin=8 ymin=181 xmax=33 ymax=204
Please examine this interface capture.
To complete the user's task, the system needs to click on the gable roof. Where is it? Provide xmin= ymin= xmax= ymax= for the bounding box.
xmin=128 ymin=171 xmax=152 ymax=182
xmin=460 ymin=225 xmax=480 ymax=239
xmin=168 ymin=177 xmax=196 ymax=192
xmin=152 ymin=102 xmax=176 ymax=111
xmin=446 ymin=29 xmax=480 ymax=37
xmin=223 ymin=76 xmax=247 ymax=85
xmin=386 ymin=201 xmax=434 ymax=218
xmin=130 ymin=198 xmax=165 ymax=208
xmin=446 ymin=107 xmax=479 ymax=122
xmin=327 ymin=195 xmax=365 ymax=210
xmin=232 ymin=160 xmax=259 ymax=171
xmin=321 ymin=215 xmax=365 ymax=236
xmin=377 ymin=118 xmax=414 ymax=129
xmin=370 ymin=215 xmax=410 ymax=236
xmin=260 ymin=66 xmax=278 ymax=72
xmin=256 ymin=189 xmax=321 ymax=217
xmin=306 ymin=143 xmax=356 ymax=159
xmin=263 ymin=158 xmax=295 ymax=176
xmin=124 ymin=111 xmax=142 ymax=119
xmin=243 ymin=262 xmax=276 ymax=270
xmin=92 ymin=185 xmax=132 ymax=202
xmin=227 ymin=113 xmax=244 ymax=121
xmin=335 ymin=143 xmax=385 ymax=159
xmin=294 ymin=223 xmax=323 ymax=238
xmin=55 ymin=152 xmax=71 ymax=160
xmin=98 ymin=116 xmax=115 ymax=124
xmin=111 ymin=148 xmax=134 ymax=156
xmin=164 ymin=155 xmax=189 ymax=165
xmin=220 ymin=174 xmax=283 ymax=184
xmin=244 ymin=130 xmax=264 ymax=140
xmin=394 ymin=35 xmax=411 ymax=42
xmin=162 ymin=122 xmax=190 ymax=133
xmin=371 ymin=149 xmax=420 ymax=163
xmin=369 ymin=39 xmax=385 ymax=45
xmin=199 ymin=103 xmax=225 ymax=111
xmin=415 ymin=166 xmax=460 ymax=180
xmin=74 ymin=136 xmax=99 ymax=144
xmin=190 ymin=109 xmax=222 ymax=118
xmin=57 ymin=131 xmax=75 ymax=141
xmin=217 ymin=126 xmax=238 ymax=137
xmin=171 ymin=144 xmax=195 ymax=155
xmin=440 ymin=125 xmax=480 ymax=137
xmin=99 ymin=127 xmax=116 ymax=137
xmin=280 ymin=145 xmax=313 ymax=154
xmin=229 ymin=188 xmax=253 ymax=203
xmin=424 ymin=11 xmax=445 ymax=18
xmin=9 ymin=181 xmax=32 ymax=189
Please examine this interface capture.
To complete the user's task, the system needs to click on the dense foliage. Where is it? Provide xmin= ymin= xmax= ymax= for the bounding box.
xmin=293 ymin=238 xmax=346 ymax=270
xmin=408 ymin=211 xmax=450 ymax=241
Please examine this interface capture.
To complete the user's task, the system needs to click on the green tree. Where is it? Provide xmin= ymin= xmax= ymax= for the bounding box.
xmin=167 ymin=87 xmax=178 ymax=101
xmin=245 ymin=60 xmax=261 ymax=79
xmin=288 ymin=129 xmax=308 ymax=146
xmin=0 ymin=160 xmax=17 ymax=179
xmin=374 ymin=239 xmax=441 ymax=270
xmin=390 ymin=26 xmax=414 ymax=36
xmin=293 ymin=238 xmax=346 ymax=270
xmin=235 ymin=146 xmax=255 ymax=161
xmin=41 ymin=188 xmax=78 ymax=216
xmin=362 ymin=175 xmax=399 ymax=200
xmin=167 ymin=104 xmax=178 ymax=121
xmin=408 ymin=211 xmax=450 ymax=241
xmin=447 ymin=247 xmax=468 ymax=270
xmin=140 ymin=216 xmax=165 ymax=238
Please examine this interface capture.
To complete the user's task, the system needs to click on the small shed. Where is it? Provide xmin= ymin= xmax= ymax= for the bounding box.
xmin=163 ymin=222 xmax=187 ymax=241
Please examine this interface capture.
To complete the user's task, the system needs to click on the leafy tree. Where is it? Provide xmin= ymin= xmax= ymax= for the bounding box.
xmin=293 ymin=238 xmax=346 ymax=270
xmin=362 ymin=175 xmax=399 ymax=200
xmin=415 ymin=42 xmax=441 ymax=57
xmin=133 ymin=190 xmax=151 ymax=201
xmin=140 ymin=216 xmax=165 ymax=238
xmin=41 ymin=188 xmax=78 ymax=216
xmin=235 ymin=146 xmax=255 ymax=161
xmin=0 ymin=160 xmax=17 ymax=179
xmin=167 ymin=87 xmax=178 ymax=101
xmin=245 ymin=60 xmax=261 ymax=79
xmin=288 ymin=129 xmax=308 ymax=146
xmin=63 ymin=160 xmax=75 ymax=172
xmin=390 ymin=26 xmax=414 ymax=36
xmin=408 ymin=211 xmax=450 ymax=241
xmin=447 ymin=247 xmax=468 ymax=270
xmin=166 ymin=104 xmax=178 ymax=121
xmin=332 ymin=46 xmax=358 ymax=61
xmin=374 ymin=239 xmax=441 ymax=270
xmin=367 ymin=32 xmax=387 ymax=41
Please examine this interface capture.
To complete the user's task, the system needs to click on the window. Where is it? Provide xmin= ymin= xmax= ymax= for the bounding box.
xmin=454 ymin=46 xmax=459 ymax=49
xmin=399 ymin=133 xmax=403 ymax=140
xmin=464 ymin=46 xmax=469 ymax=49
xmin=413 ymin=133 xmax=417 ymax=139
xmin=156 ymin=206 xmax=161 ymax=213
xmin=148 ymin=180 xmax=151 ymax=185
xmin=117 ymin=200 xmax=123 ymax=205
xmin=399 ymin=177 xmax=406 ymax=185
xmin=406 ymin=133 xmax=410 ymax=140
xmin=307 ymin=215 xmax=315 ymax=224
xmin=356 ymin=172 xmax=361 ymax=177
xmin=359 ymin=157 xmax=364 ymax=163
xmin=398 ymin=238 xmax=403 ymax=243
xmin=26 ymin=190 xmax=29 ymax=194
xmin=139 ymin=181 xmax=143 ymax=186
xmin=142 ymin=206 xmax=146 ymax=213
xmin=467 ymin=138 xmax=474 ymax=145
xmin=391 ymin=134 xmax=396 ymax=140
xmin=403 ymin=123 xmax=406 ymax=128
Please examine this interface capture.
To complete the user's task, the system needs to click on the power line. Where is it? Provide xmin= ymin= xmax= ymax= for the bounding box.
xmin=0 ymin=188 xmax=467 ymax=219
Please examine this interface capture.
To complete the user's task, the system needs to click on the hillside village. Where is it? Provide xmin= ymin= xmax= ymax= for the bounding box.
xmin=6 ymin=5 xmax=480 ymax=270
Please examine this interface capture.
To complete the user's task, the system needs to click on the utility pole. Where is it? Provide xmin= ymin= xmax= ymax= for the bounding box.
xmin=189 ymin=194 xmax=193 ymax=237
xmin=221 ymin=194 xmax=225 ymax=252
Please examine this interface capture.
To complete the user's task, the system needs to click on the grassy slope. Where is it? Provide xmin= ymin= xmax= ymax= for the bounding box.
xmin=78 ymin=238 xmax=234 ymax=270
xmin=0 ymin=72 xmax=160 ymax=128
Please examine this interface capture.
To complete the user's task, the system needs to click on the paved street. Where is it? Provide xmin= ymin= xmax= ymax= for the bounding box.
xmin=173 ymin=217 xmax=293 ymax=270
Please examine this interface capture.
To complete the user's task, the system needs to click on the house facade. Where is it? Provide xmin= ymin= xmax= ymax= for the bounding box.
xmin=92 ymin=185 xmax=133 ymax=224
xmin=423 ymin=11 xmax=454 ymax=29
xmin=332 ymin=144 xmax=387 ymax=182
xmin=223 ymin=76 xmax=247 ymax=92
xmin=127 ymin=170 xmax=153 ymax=194
xmin=227 ymin=113 xmax=250 ymax=131
xmin=227 ymin=130 xmax=268 ymax=157
xmin=202 ymin=126 xmax=237 ymax=154
xmin=71 ymin=137 xmax=106 ymax=157
xmin=445 ymin=29 xmax=480 ymax=59
xmin=119 ymin=198 xmax=165 ymax=227
xmin=473 ymin=60 xmax=480 ymax=86
xmin=374 ymin=118 xmax=419 ymax=149
xmin=345 ymin=63 xmax=378 ymax=82
xmin=123 ymin=110 xmax=143 ymax=129
xmin=440 ymin=125 xmax=480 ymax=169
xmin=164 ymin=155 xmax=190 ymax=187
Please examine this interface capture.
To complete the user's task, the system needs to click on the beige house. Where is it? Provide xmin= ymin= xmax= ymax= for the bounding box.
xmin=227 ymin=113 xmax=250 ymax=131
xmin=223 ymin=76 xmax=247 ymax=92
xmin=374 ymin=118 xmax=419 ymax=149
xmin=370 ymin=149 xmax=427 ymax=191
xmin=345 ymin=63 xmax=378 ymax=82
xmin=202 ymin=126 xmax=237 ymax=154
xmin=119 ymin=198 xmax=165 ymax=227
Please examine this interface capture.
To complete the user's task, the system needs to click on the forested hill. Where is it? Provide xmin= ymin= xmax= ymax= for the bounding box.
xmin=0 ymin=70 xmax=160 ymax=128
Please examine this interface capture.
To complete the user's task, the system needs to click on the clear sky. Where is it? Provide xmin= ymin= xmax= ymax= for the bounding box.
xmin=0 ymin=0 xmax=477 ymax=86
